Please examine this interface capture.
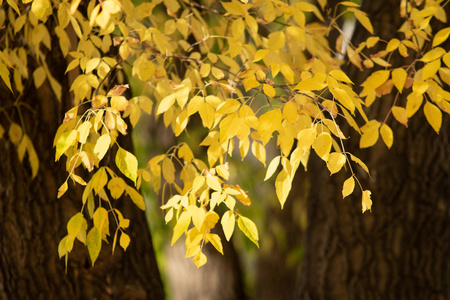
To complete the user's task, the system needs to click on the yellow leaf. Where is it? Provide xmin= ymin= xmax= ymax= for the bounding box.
xmin=253 ymin=49 xmax=269 ymax=62
xmin=263 ymin=84 xmax=276 ymax=98
xmin=58 ymin=181 xmax=68 ymax=198
xmin=432 ymin=28 xmax=450 ymax=47
xmin=349 ymin=153 xmax=370 ymax=175
xmin=392 ymin=68 xmax=407 ymax=93
xmin=237 ymin=215 xmax=259 ymax=247
xmin=33 ymin=66 xmax=47 ymax=89
xmin=87 ymin=227 xmax=101 ymax=266
xmin=251 ymin=141 xmax=266 ymax=166
xmin=264 ymin=155 xmax=280 ymax=181
xmin=366 ymin=36 xmax=379 ymax=48
xmin=329 ymin=70 xmax=353 ymax=84
xmin=193 ymin=252 xmax=207 ymax=268
xmin=361 ymin=70 xmax=390 ymax=96
xmin=171 ymin=211 xmax=191 ymax=245
xmin=206 ymin=234 xmax=223 ymax=255
xmin=330 ymin=86 xmax=355 ymax=114
xmin=126 ymin=186 xmax=145 ymax=210
xmin=421 ymin=47 xmax=446 ymax=62
xmin=348 ymin=7 xmax=373 ymax=34
xmin=199 ymin=102 xmax=215 ymax=129
xmin=342 ymin=177 xmax=355 ymax=199
xmin=120 ymin=232 xmax=130 ymax=251
xmin=206 ymin=175 xmax=222 ymax=192
xmin=280 ymin=63 xmax=294 ymax=84
xmin=77 ymin=121 xmax=92 ymax=144
xmin=362 ymin=190 xmax=372 ymax=213
xmin=326 ymin=152 xmax=346 ymax=175
xmin=31 ymin=0 xmax=51 ymax=20
xmin=380 ymin=123 xmax=393 ymax=148
xmin=423 ymin=102 xmax=442 ymax=133
xmin=406 ymin=92 xmax=423 ymax=117
xmin=386 ymin=38 xmax=400 ymax=52
xmin=139 ymin=96 xmax=153 ymax=115
xmin=115 ymin=147 xmax=138 ymax=184
xmin=200 ymin=63 xmax=211 ymax=77
xmin=421 ymin=59 xmax=440 ymax=81
xmin=156 ymin=93 xmax=176 ymax=115
xmin=258 ymin=109 xmax=282 ymax=144
xmin=111 ymin=96 xmax=129 ymax=111
xmin=322 ymin=119 xmax=346 ymax=139
xmin=295 ymin=73 xmax=327 ymax=90
xmin=162 ymin=156 xmax=175 ymax=184
xmin=359 ymin=120 xmax=380 ymax=148
xmin=267 ymin=31 xmax=285 ymax=50
xmin=275 ymin=169 xmax=291 ymax=209
xmin=211 ymin=67 xmax=225 ymax=79
xmin=312 ymin=132 xmax=332 ymax=161
xmin=297 ymin=127 xmax=317 ymax=152
xmin=94 ymin=134 xmax=111 ymax=161
xmin=221 ymin=210 xmax=235 ymax=241
xmin=55 ymin=130 xmax=77 ymax=161
xmin=0 ymin=62 xmax=13 ymax=92
xmin=8 ymin=123 xmax=23 ymax=145
xmin=443 ymin=53 xmax=450 ymax=68
xmin=391 ymin=106 xmax=408 ymax=127
xmin=107 ymin=177 xmax=126 ymax=199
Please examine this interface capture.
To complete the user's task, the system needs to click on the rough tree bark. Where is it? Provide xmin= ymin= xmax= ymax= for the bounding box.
xmin=296 ymin=1 xmax=450 ymax=300
xmin=0 ymin=23 xmax=165 ymax=300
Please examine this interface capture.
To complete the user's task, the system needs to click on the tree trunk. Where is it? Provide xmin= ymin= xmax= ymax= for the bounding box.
xmin=0 ymin=29 xmax=165 ymax=300
xmin=296 ymin=1 xmax=450 ymax=299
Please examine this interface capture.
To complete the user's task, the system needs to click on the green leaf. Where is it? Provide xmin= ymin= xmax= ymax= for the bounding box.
xmin=237 ymin=215 xmax=259 ymax=247
xmin=115 ymin=147 xmax=138 ymax=184
xmin=87 ymin=227 xmax=102 ymax=266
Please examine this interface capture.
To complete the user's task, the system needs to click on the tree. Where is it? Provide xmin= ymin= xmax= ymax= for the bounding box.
xmin=0 ymin=0 xmax=449 ymax=299
xmin=0 ymin=1 xmax=164 ymax=299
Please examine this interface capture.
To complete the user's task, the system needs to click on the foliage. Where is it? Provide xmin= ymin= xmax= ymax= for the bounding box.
xmin=1 ymin=0 xmax=449 ymax=268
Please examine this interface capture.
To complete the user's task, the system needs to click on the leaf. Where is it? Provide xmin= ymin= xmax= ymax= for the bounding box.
xmin=362 ymin=190 xmax=372 ymax=213
xmin=55 ymin=130 xmax=77 ymax=161
xmin=156 ymin=93 xmax=176 ymax=115
xmin=237 ymin=216 xmax=259 ymax=247
xmin=206 ymin=175 xmax=222 ymax=192
xmin=32 ymin=0 xmax=51 ymax=20
xmin=171 ymin=211 xmax=191 ymax=245
xmin=94 ymin=134 xmax=111 ymax=161
xmin=107 ymin=177 xmax=126 ymax=199
xmin=432 ymin=28 xmax=450 ymax=47
xmin=326 ymin=152 xmax=346 ymax=175
xmin=77 ymin=121 xmax=92 ymax=144
xmin=9 ymin=123 xmax=23 ymax=145
xmin=206 ymin=234 xmax=223 ymax=255
xmin=58 ymin=181 xmax=68 ymax=198
xmin=0 ymin=62 xmax=12 ymax=92
xmin=275 ymin=169 xmax=292 ymax=209
xmin=162 ymin=156 xmax=175 ymax=184
xmin=193 ymin=252 xmax=207 ymax=268
xmin=380 ymin=124 xmax=393 ymax=148
xmin=87 ymin=227 xmax=102 ymax=266
xmin=115 ymin=147 xmax=138 ymax=184
xmin=329 ymin=70 xmax=353 ymax=84
xmin=111 ymin=96 xmax=129 ymax=111
xmin=126 ymin=186 xmax=145 ymax=210
xmin=392 ymin=68 xmax=407 ymax=93
xmin=349 ymin=153 xmax=370 ymax=175
xmin=264 ymin=155 xmax=280 ymax=181
xmin=263 ymin=84 xmax=276 ymax=98
xmin=221 ymin=210 xmax=235 ymax=241
xmin=120 ymin=232 xmax=130 ymax=251
xmin=423 ymin=102 xmax=442 ymax=133
xmin=391 ymin=106 xmax=408 ymax=127
xmin=421 ymin=47 xmax=446 ymax=62
xmin=342 ymin=177 xmax=355 ymax=198
xmin=360 ymin=120 xmax=380 ymax=148
xmin=348 ymin=7 xmax=373 ymax=34
xmin=312 ymin=132 xmax=332 ymax=161
xmin=58 ymin=235 xmax=74 ymax=258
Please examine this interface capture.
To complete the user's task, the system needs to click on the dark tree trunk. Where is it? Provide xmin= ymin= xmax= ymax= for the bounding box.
xmin=0 ymin=27 xmax=165 ymax=300
xmin=296 ymin=1 xmax=450 ymax=299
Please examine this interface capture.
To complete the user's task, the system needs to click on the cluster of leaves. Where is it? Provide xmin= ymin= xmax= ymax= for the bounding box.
xmin=1 ymin=0 xmax=449 ymax=268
